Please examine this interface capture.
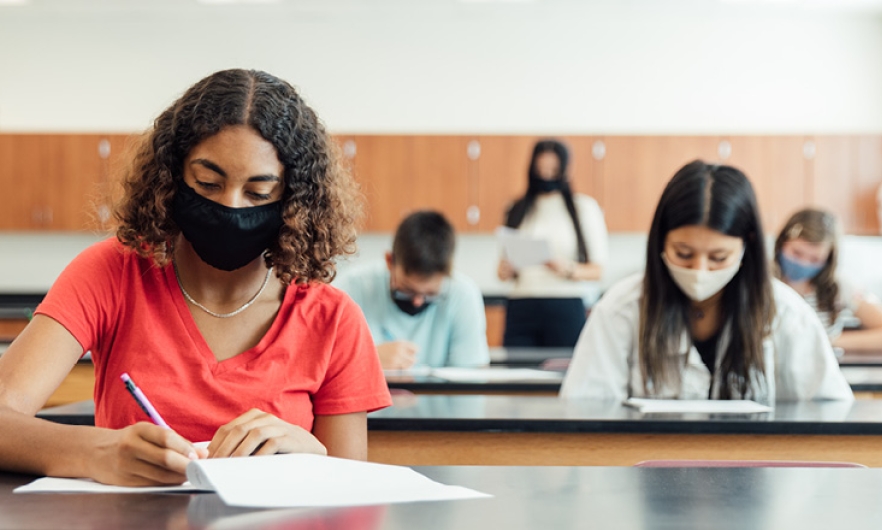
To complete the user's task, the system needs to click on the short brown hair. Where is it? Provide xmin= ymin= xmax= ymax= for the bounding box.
xmin=391 ymin=211 xmax=455 ymax=276
xmin=113 ymin=69 xmax=361 ymax=285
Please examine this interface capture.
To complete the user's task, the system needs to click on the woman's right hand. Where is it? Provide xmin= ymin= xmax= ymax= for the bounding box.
xmin=497 ymin=259 xmax=517 ymax=281
xmin=90 ymin=423 xmax=207 ymax=486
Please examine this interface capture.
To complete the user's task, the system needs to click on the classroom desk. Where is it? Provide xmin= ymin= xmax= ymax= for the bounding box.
xmin=488 ymin=346 xmax=573 ymax=366
xmin=838 ymin=350 xmax=882 ymax=366
xmin=39 ymin=396 xmax=882 ymax=467
xmin=385 ymin=370 xmax=563 ymax=394
xmin=389 ymin=366 xmax=882 ymax=396
xmin=3 ymin=466 xmax=882 ymax=530
xmin=840 ymin=366 xmax=882 ymax=394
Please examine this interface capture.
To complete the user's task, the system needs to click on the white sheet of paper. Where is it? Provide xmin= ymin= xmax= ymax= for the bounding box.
xmin=14 ymin=477 xmax=208 ymax=494
xmin=496 ymin=226 xmax=552 ymax=270
xmin=623 ymin=398 xmax=772 ymax=414
xmin=187 ymin=453 xmax=490 ymax=508
xmin=16 ymin=453 xmax=491 ymax=508
xmin=430 ymin=367 xmax=563 ymax=383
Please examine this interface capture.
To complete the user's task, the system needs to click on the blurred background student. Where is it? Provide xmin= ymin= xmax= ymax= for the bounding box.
xmin=774 ymin=208 xmax=882 ymax=352
xmin=497 ymin=139 xmax=608 ymax=348
xmin=335 ymin=211 xmax=489 ymax=370
xmin=560 ymin=160 xmax=852 ymax=403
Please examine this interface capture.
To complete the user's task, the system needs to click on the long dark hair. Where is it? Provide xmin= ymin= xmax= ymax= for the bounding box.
xmin=114 ymin=68 xmax=360 ymax=285
xmin=774 ymin=208 xmax=840 ymax=323
xmin=504 ymin=139 xmax=589 ymax=263
xmin=639 ymin=160 xmax=775 ymax=399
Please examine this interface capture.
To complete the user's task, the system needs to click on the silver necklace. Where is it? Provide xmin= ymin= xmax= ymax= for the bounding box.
xmin=173 ymin=261 xmax=274 ymax=318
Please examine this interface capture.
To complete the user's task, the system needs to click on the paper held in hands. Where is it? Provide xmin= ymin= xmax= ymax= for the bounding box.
xmin=623 ymin=398 xmax=772 ymax=414
xmin=496 ymin=226 xmax=552 ymax=270
xmin=15 ymin=453 xmax=491 ymax=508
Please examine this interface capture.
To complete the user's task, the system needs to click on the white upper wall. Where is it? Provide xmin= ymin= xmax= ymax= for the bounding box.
xmin=1 ymin=0 xmax=881 ymax=134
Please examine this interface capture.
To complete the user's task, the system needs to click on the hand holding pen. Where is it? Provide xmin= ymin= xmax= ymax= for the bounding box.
xmin=84 ymin=372 xmax=208 ymax=487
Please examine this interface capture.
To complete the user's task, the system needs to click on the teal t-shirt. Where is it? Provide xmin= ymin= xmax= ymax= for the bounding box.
xmin=333 ymin=262 xmax=489 ymax=368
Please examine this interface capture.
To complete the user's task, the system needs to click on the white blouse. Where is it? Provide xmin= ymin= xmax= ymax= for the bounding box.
xmin=507 ymin=193 xmax=609 ymax=299
xmin=560 ymin=274 xmax=854 ymax=404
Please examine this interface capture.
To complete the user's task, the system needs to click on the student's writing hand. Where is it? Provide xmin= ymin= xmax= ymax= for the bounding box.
xmin=377 ymin=341 xmax=418 ymax=370
xmin=208 ymin=409 xmax=327 ymax=458
xmin=91 ymin=422 xmax=208 ymax=486
xmin=497 ymin=259 xmax=517 ymax=281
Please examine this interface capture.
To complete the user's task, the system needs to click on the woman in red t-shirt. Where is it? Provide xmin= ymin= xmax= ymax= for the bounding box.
xmin=0 ymin=69 xmax=391 ymax=486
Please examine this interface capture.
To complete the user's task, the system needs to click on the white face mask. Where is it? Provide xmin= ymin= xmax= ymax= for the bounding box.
xmin=661 ymin=253 xmax=743 ymax=302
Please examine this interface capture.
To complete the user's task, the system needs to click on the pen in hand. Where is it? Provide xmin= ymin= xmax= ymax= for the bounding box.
xmin=120 ymin=372 xmax=170 ymax=429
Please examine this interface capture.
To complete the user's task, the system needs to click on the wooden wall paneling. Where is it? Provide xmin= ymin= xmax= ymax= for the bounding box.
xmin=600 ymin=136 xmax=721 ymax=232
xmin=558 ymin=135 xmax=601 ymax=202
xmin=339 ymin=135 xmax=414 ymax=232
xmin=473 ymin=135 xmax=541 ymax=232
xmin=52 ymin=135 xmax=107 ymax=230
xmin=853 ymin=136 xmax=882 ymax=235
xmin=93 ymin=134 xmax=137 ymax=232
xmin=0 ymin=135 xmax=13 ymax=229
xmin=811 ymin=136 xmax=859 ymax=232
xmin=409 ymin=136 xmax=472 ymax=231
xmin=8 ymin=135 xmax=52 ymax=229
xmin=726 ymin=136 xmax=810 ymax=237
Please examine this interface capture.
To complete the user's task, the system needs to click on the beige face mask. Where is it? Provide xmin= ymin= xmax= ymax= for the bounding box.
xmin=661 ymin=253 xmax=744 ymax=302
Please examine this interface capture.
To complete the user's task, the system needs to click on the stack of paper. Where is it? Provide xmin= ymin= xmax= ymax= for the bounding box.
xmin=623 ymin=398 xmax=772 ymax=414
xmin=16 ymin=454 xmax=491 ymax=508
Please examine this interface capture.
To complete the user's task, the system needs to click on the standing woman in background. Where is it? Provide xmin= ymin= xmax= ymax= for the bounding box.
xmin=497 ymin=139 xmax=608 ymax=348
xmin=774 ymin=208 xmax=882 ymax=351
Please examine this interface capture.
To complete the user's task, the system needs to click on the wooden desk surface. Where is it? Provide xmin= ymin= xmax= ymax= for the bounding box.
xmin=4 ymin=466 xmax=882 ymax=530
xmin=39 ymin=396 xmax=882 ymax=467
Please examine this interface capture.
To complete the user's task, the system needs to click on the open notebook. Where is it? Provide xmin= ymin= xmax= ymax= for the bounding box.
xmin=15 ymin=453 xmax=490 ymax=508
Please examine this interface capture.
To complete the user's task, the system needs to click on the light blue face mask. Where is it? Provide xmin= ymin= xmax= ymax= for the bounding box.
xmin=778 ymin=252 xmax=825 ymax=282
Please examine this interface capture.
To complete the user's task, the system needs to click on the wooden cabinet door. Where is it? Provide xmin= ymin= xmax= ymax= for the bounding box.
xmin=0 ymin=134 xmax=122 ymax=231
xmin=600 ymin=136 xmax=721 ymax=232
xmin=812 ymin=135 xmax=882 ymax=235
xmin=472 ymin=135 xmax=537 ymax=232
xmin=410 ymin=136 xmax=472 ymax=232
xmin=725 ymin=136 xmax=810 ymax=236
xmin=7 ymin=135 xmax=53 ymax=229
xmin=338 ymin=135 xmax=414 ymax=232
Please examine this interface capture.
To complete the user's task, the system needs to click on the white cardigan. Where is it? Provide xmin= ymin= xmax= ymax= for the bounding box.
xmin=560 ymin=274 xmax=854 ymax=404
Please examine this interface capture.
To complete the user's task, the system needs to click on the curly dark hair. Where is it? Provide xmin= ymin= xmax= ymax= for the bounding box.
xmin=114 ymin=68 xmax=361 ymax=285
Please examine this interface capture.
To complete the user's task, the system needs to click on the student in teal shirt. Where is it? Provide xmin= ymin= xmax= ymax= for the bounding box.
xmin=334 ymin=211 xmax=490 ymax=370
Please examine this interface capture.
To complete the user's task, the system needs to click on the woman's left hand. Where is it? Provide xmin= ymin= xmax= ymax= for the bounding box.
xmin=208 ymin=409 xmax=328 ymax=458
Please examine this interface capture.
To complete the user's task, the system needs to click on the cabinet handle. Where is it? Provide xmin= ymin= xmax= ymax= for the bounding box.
xmin=467 ymin=205 xmax=480 ymax=225
xmin=592 ymin=140 xmax=606 ymax=161
xmin=718 ymin=140 xmax=732 ymax=161
xmin=467 ymin=140 xmax=481 ymax=161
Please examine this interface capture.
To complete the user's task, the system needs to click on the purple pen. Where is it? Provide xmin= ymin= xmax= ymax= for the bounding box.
xmin=120 ymin=372 xmax=170 ymax=429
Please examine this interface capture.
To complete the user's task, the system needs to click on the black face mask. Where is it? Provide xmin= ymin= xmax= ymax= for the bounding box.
xmin=172 ymin=180 xmax=284 ymax=272
xmin=533 ymin=179 xmax=563 ymax=194
xmin=391 ymin=293 xmax=432 ymax=316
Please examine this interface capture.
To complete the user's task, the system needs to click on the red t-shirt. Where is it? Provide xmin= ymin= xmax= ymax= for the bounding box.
xmin=36 ymin=238 xmax=391 ymax=442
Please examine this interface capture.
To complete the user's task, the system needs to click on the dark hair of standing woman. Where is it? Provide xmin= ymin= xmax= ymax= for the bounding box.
xmin=773 ymin=208 xmax=841 ymax=323
xmin=640 ymin=160 xmax=775 ymax=399
xmin=114 ymin=68 xmax=360 ymax=285
xmin=504 ymin=139 xmax=589 ymax=263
